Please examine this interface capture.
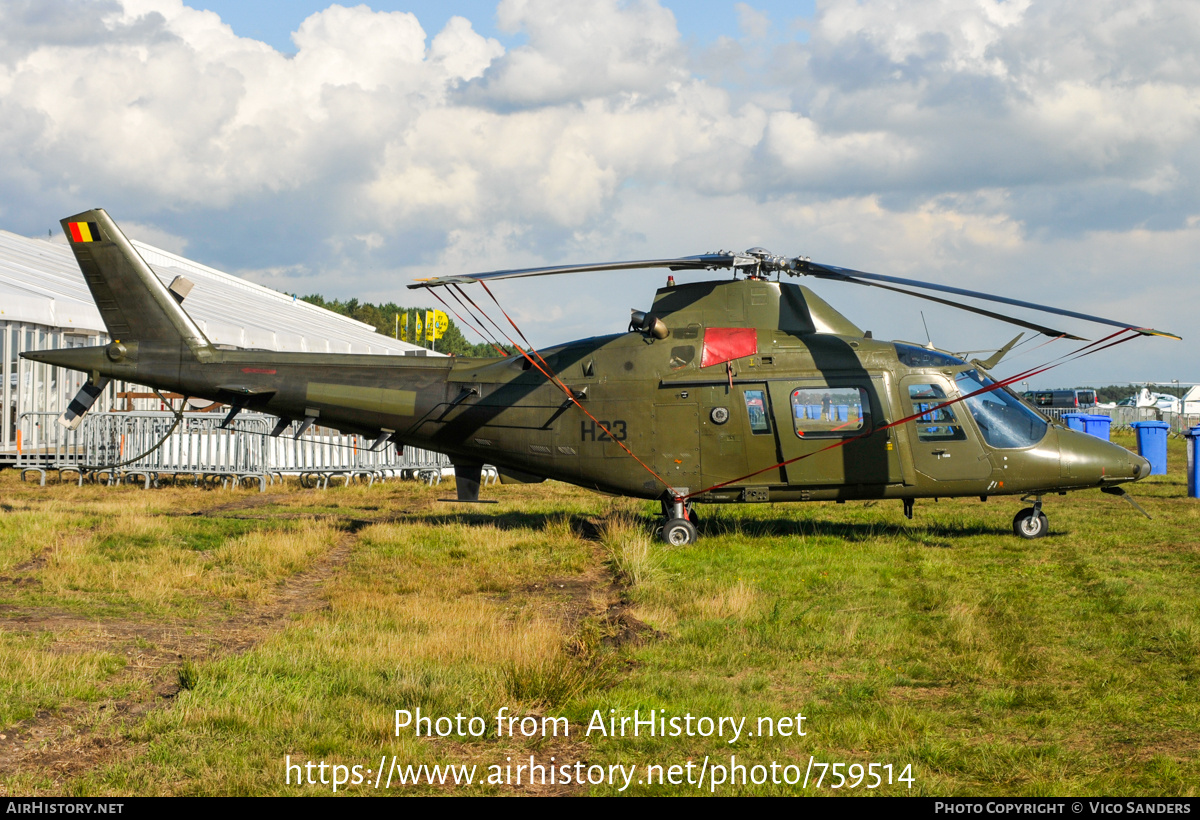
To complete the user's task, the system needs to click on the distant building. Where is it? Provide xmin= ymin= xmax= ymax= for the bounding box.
xmin=1184 ymin=385 xmax=1200 ymax=415
xmin=1 ymin=230 xmax=432 ymax=463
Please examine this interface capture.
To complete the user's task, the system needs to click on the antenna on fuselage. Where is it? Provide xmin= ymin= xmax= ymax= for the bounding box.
xmin=921 ymin=311 xmax=934 ymax=349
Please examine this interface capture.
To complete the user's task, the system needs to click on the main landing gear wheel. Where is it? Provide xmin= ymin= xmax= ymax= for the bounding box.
xmin=1012 ymin=507 xmax=1049 ymax=539
xmin=661 ymin=518 xmax=698 ymax=546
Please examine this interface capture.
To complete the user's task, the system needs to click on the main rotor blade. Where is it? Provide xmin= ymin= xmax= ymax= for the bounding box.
xmin=408 ymin=253 xmax=753 ymax=289
xmin=408 ymin=247 xmax=1178 ymax=340
xmin=847 ymin=279 xmax=1086 ymax=340
xmin=802 ymin=262 xmax=1180 ymax=340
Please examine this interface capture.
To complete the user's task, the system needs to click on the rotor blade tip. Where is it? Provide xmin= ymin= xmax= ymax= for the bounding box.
xmin=1136 ymin=328 xmax=1182 ymax=341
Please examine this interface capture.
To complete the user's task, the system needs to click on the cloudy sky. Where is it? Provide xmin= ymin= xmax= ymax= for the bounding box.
xmin=2 ymin=0 xmax=1197 ymax=387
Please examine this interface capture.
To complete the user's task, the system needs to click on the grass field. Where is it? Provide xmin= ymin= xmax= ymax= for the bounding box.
xmin=1 ymin=429 xmax=1197 ymax=796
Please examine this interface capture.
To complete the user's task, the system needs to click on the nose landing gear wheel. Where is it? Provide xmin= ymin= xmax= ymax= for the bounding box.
xmin=1013 ymin=507 xmax=1048 ymax=539
xmin=661 ymin=518 xmax=698 ymax=546
xmin=660 ymin=500 xmax=699 ymax=526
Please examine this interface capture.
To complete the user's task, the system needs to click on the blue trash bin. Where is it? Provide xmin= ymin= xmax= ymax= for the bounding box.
xmin=1082 ymin=414 xmax=1111 ymax=441
xmin=1062 ymin=413 xmax=1087 ymax=433
xmin=1184 ymin=426 xmax=1200 ymax=499
xmin=1131 ymin=420 xmax=1170 ymax=475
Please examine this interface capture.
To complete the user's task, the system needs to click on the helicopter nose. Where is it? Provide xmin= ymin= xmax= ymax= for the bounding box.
xmin=1058 ymin=427 xmax=1146 ymax=485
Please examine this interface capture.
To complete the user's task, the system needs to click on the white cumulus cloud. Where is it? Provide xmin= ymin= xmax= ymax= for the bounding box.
xmin=0 ymin=0 xmax=1195 ymax=382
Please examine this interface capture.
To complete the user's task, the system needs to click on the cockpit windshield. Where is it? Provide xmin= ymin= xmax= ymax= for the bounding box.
xmin=955 ymin=369 xmax=1047 ymax=449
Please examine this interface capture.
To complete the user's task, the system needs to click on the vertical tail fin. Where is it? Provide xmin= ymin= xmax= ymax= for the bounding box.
xmin=62 ymin=208 xmax=211 ymax=351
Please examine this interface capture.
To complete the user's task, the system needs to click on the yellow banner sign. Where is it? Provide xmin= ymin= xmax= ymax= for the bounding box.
xmin=425 ymin=310 xmax=449 ymax=340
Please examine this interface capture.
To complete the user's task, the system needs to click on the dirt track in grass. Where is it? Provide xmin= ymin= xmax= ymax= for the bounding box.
xmin=0 ymin=475 xmax=627 ymax=794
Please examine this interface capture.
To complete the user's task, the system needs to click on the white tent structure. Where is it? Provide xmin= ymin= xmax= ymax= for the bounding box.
xmin=1 ymin=230 xmax=432 ymax=461
xmin=1184 ymin=385 xmax=1200 ymax=415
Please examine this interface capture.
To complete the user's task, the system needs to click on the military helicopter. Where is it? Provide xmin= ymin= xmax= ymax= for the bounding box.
xmin=27 ymin=209 xmax=1177 ymax=546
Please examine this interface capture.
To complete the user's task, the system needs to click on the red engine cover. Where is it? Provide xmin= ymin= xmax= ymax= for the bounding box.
xmin=700 ymin=327 xmax=757 ymax=368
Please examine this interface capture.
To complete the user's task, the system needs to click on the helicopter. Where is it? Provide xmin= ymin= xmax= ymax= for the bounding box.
xmin=26 ymin=208 xmax=1177 ymax=546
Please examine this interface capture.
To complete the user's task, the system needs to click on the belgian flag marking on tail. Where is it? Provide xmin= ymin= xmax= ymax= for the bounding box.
xmin=67 ymin=221 xmax=101 ymax=243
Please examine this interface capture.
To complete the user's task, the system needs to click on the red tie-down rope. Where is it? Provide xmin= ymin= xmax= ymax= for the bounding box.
xmin=679 ymin=328 xmax=1141 ymax=501
xmin=447 ymin=281 xmax=677 ymax=491
xmin=426 ymin=286 xmax=510 ymax=357
xmin=435 ymin=279 xmax=1144 ymax=508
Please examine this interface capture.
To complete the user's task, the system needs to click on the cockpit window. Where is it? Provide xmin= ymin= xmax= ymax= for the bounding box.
xmin=894 ymin=344 xmax=965 ymax=368
xmin=955 ymin=369 xmax=1047 ymax=449
xmin=908 ymin=383 xmax=967 ymax=442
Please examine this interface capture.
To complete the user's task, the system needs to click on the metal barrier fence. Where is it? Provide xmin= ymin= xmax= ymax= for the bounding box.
xmin=15 ymin=411 xmax=452 ymax=489
xmin=1040 ymin=406 xmax=1200 ymax=434
xmin=14 ymin=410 xmax=84 ymax=482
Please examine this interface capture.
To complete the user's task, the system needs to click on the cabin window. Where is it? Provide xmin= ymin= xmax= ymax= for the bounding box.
xmin=956 ymin=370 xmax=1047 ymax=448
xmin=908 ymin=383 xmax=967 ymax=442
xmin=790 ymin=386 xmax=869 ymax=438
xmin=743 ymin=390 xmax=771 ymax=434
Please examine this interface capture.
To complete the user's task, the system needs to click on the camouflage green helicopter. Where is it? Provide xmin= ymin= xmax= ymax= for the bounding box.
xmin=28 ymin=209 xmax=1176 ymax=546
